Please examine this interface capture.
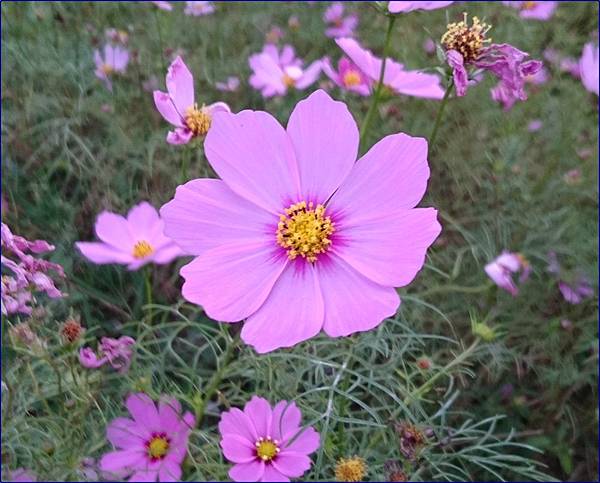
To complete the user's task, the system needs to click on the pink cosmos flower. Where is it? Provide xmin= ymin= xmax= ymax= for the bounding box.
xmin=75 ymin=201 xmax=183 ymax=271
xmin=503 ymin=1 xmax=558 ymax=20
xmin=79 ymin=336 xmax=136 ymax=373
xmin=559 ymin=279 xmax=594 ymax=305
xmin=4 ymin=468 xmax=37 ymax=482
xmin=94 ymin=44 xmax=129 ymax=91
xmin=184 ymin=1 xmax=214 ymax=16
xmin=249 ymin=44 xmax=322 ymax=98
xmin=161 ymin=90 xmax=441 ymax=353
xmin=153 ymin=56 xmax=230 ymax=144
xmin=219 ymin=396 xmax=320 ymax=482
xmin=336 ymin=37 xmax=445 ymax=99
xmin=323 ymin=2 xmax=358 ymax=38
xmin=388 ymin=1 xmax=454 ymax=13
xmin=484 ymin=251 xmax=531 ymax=296
xmin=321 ymin=56 xmax=371 ymax=95
xmin=152 ymin=1 xmax=173 ymax=11
xmin=100 ymin=393 xmax=195 ymax=482
xmin=215 ymin=76 xmax=240 ymax=92
xmin=580 ymin=42 xmax=599 ymax=96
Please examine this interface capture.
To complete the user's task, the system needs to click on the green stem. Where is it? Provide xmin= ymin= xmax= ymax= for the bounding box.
xmin=145 ymin=267 xmax=153 ymax=325
xmin=358 ymin=15 xmax=396 ymax=153
xmin=428 ymin=80 xmax=453 ymax=151
xmin=181 ymin=145 xmax=191 ymax=183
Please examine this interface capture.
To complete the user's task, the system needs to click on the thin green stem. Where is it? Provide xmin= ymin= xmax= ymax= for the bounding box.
xmin=428 ymin=80 xmax=454 ymax=151
xmin=358 ymin=15 xmax=396 ymax=153
xmin=145 ymin=267 xmax=153 ymax=325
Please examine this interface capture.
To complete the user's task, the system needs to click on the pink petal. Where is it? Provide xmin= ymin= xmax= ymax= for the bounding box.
xmin=166 ymin=56 xmax=194 ymax=114
xmin=180 ymin=241 xmax=287 ymax=322
xmin=107 ymin=417 xmax=149 ymax=449
xmin=75 ymin=242 xmax=133 ymax=265
xmin=95 ymin=211 xmax=134 ymax=250
xmin=219 ymin=407 xmax=259 ymax=443
xmin=271 ymin=401 xmax=301 ymax=442
xmin=166 ymin=127 xmax=193 ymax=145
xmin=153 ymin=91 xmax=184 ymax=127
xmin=241 ymin=261 xmax=324 ymax=353
xmin=244 ymin=396 xmax=272 ymax=437
xmin=220 ymin=434 xmax=257 ymax=463
xmin=150 ymin=243 xmax=183 ymax=264
xmin=318 ymin=254 xmax=400 ymax=336
xmin=387 ymin=70 xmax=445 ymax=99
xmin=272 ymin=453 xmax=311 ymax=478
xmin=261 ymin=465 xmax=290 ymax=482
xmin=160 ymin=179 xmax=275 ymax=256
xmin=100 ymin=449 xmax=145 ymax=474
xmin=229 ymin=461 xmax=265 ymax=482
xmin=295 ymin=60 xmax=322 ymax=89
xmin=127 ymin=202 xmax=161 ymax=240
xmin=204 ymin=110 xmax=301 ymax=214
xmin=128 ymin=469 xmax=158 ymax=482
xmin=157 ymin=397 xmax=182 ymax=433
xmin=283 ymin=427 xmax=320 ymax=454
xmin=286 ymin=90 xmax=358 ymax=203
xmin=157 ymin=461 xmax=181 ymax=482
xmin=126 ymin=393 xmax=160 ymax=431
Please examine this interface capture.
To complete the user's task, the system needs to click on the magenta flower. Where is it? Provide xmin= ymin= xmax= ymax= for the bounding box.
xmin=336 ymin=37 xmax=445 ymax=99
xmin=559 ymin=279 xmax=594 ymax=305
xmin=388 ymin=1 xmax=454 ymax=13
xmin=153 ymin=56 xmax=230 ymax=145
xmin=161 ymin=90 xmax=441 ymax=353
xmin=184 ymin=1 xmax=214 ymax=16
xmin=580 ymin=42 xmax=599 ymax=96
xmin=322 ymin=56 xmax=371 ymax=95
xmin=152 ymin=1 xmax=173 ymax=11
xmin=323 ymin=2 xmax=358 ymax=38
xmin=94 ymin=44 xmax=129 ymax=91
xmin=503 ymin=1 xmax=558 ymax=20
xmin=4 ymin=468 xmax=37 ymax=482
xmin=249 ymin=44 xmax=322 ymax=98
xmin=219 ymin=396 xmax=320 ymax=482
xmin=525 ymin=65 xmax=549 ymax=85
xmin=75 ymin=201 xmax=183 ymax=271
xmin=216 ymin=76 xmax=240 ymax=92
xmin=79 ymin=336 xmax=136 ymax=373
xmin=484 ymin=251 xmax=531 ymax=296
xmin=100 ymin=393 xmax=195 ymax=482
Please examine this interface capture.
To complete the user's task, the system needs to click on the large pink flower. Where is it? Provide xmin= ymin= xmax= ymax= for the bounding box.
xmin=503 ymin=1 xmax=557 ymax=20
xmin=335 ymin=37 xmax=445 ymax=99
xmin=161 ymin=90 xmax=441 ymax=353
xmin=219 ymin=396 xmax=320 ymax=482
xmin=76 ymin=202 xmax=183 ymax=271
xmin=388 ymin=1 xmax=454 ymax=13
xmin=100 ymin=393 xmax=195 ymax=482
xmin=580 ymin=42 xmax=599 ymax=96
xmin=153 ymin=56 xmax=230 ymax=145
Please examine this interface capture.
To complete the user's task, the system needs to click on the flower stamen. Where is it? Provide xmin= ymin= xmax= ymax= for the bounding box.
xmin=147 ymin=433 xmax=170 ymax=460
xmin=342 ymin=70 xmax=362 ymax=87
xmin=441 ymin=12 xmax=492 ymax=62
xmin=132 ymin=240 xmax=154 ymax=259
xmin=185 ymin=103 xmax=212 ymax=136
xmin=255 ymin=437 xmax=280 ymax=462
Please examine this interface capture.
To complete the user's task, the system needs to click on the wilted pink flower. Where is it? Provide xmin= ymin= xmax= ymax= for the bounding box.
xmin=580 ymin=42 xmax=599 ymax=96
xmin=324 ymin=2 xmax=358 ymax=38
xmin=249 ymin=44 xmax=321 ymax=98
xmin=423 ymin=37 xmax=436 ymax=55
xmin=153 ymin=56 xmax=230 ymax=144
xmin=322 ymin=56 xmax=371 ymax=95
xmin=525 ymin=65 xmax=549 ymax=85
xmin=215 ymin=76 xmax=240 ymax=92
xmin=4 ymin=468 xmax=37 ymax=482
xmin=265 ymin=26 xmax=284 ymax=44
xmin=485 ymin=251 xmax=531 ymax=296
xmin=105 ymin=28 xmax=129 ymax=45
xmin=184 ymin=1 xmax=214 ymax=16
xmin=94 ymin=44 xmax=129 ymax=90
xmin=336 ymin=37 xmax=445 ymax=99
xmin=79 ymin=336 xmax=136 ymax=373
xmin=388 ymin=1 xmax=454 ymax=13
xmin=152 ymin=1 xmax=173 ymax=11
xmin=219 ymin=396 xmax=320 ymax=482
xmin=527 ymin=119 xmax=543 ymax=132
xmin=75 ymin=201 xmax=183 ymax=270
xmin=559 ymin=279 xmax=594 ymax=305
xmin=161 ymin=90 xmax=441 ymax=353
xmin=503 ymin=1 xmax=558 ymax=20
xmin=100 ymin=393 xmax=194 ymax=482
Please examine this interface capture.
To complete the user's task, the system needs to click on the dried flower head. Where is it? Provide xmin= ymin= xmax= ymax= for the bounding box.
xmin=394 ymin=422 xmax=427 ymax=461
xmin=384 ymin=460 xmax=408 ymax=482
xmin=441 ymin=13 xmax=491 ymax=63
xmin=61 ymin=316 xmax=85 ymax=343
xmin=335 ymin=456 xmax=367 ymax=482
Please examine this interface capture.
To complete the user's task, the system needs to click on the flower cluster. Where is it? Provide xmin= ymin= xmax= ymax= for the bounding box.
xmin=79 ymin=336 xmax=136 ymax=373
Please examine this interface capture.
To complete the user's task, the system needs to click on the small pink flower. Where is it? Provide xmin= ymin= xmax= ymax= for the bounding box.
xmin=503 ymin=1 xmax=558 ymax=20
xmin=184 ymin=1 xmax=214 ymax=16
xmin=100 ymin=393 xmax=195 ymax=482
xmin=152 ymin=1 xmax=173 ymax=11
xmin=388 ymin=1 xmax=454 ymax=13
xmin=323 ymin=2 xmax=358 ymax=38
xmin=5 ymin=468 xmax=37 ymax=482
xmin=423 ymin=37 xmax=436 ymax=55
xmin=75 ymin=201 xmax=183 ymax=271
xmin=527 ymin=119 xmax=543 ymax=132
xmin=265 ymin=26 xmax=284 ymax=44
xmin=249 ymin=44 xmax=322 ymax=98
xmin=580 ymin=42 xmax=599 ymax=96
xmin=219 ymin=396 xmax=320 ymax=482
xmin=485 ymin=251 xmax=531 ymax=296
xmin=94 ymin=44 xmax=129 ymax=91
xmin=79 ymin=336 xmax=136 ymax=373
xmin=563 ymin=168 xmax=582 ymax=185
xmin=215 ymin=76 xmax=240 ymax=92
xmin=153 ymin=56 xmax=230 ymax=144
xmin=321 ymin=56 xmax=371 ymax=95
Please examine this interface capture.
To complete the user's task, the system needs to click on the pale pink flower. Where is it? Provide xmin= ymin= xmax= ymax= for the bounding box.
xmin=161 ymin=90 xmax=441 ymax=353
xmin=215 ymin=76 xmax=240 ymax=92
xmin=423 ymin=37 xmax=436 ymax=55
xmin=321 ymin=56 xmax=371 ymax=95
xmin=525 ymin=65 xmax=549 ymax=85
xmin=485 ymin=251 xmax=531 ymax=296
xmin=559 ymin=279 xmax=594 ymax=305
xmin=336 ymin=37 xmax=444 ymax=99
xmin=527 ymin=119 xmax=543 ymax=132
xmin=563 ymin=168 xmax=582 ymax=185
xmin=388 ymin=1 xmax=454 ymax=13
xmin=219 ymin=396 xmax=320 ymax=482
xmin=100 ymin=393 xmax=195 ymax=482
xmin=94 ymin=44 xmax=129 ymax=90
xmin=153 ymin=56 xmax=230 ymax=144
xmin=503 ymin=1 xmax=558 ymax=20
xmin=105 ymin=28 xmax=129 ymax=45
xmin=4 ymin=468 xmax=37 ymax=482
xmin=79 ymin=336 xmax=136 ymax=373
xmin=184 ymin=1 xmax=214 ymax=16
xmin=580 ymin=42 xmax=599 ymax=96
xmin=152 ymin=1 xmax=173 ymax=11
xmin=249 ymin=44 xmax=322 ymax=98
xmin=75 ymin=201 xmax=183 ymax=271
xmin=324 ymin=2 xmax=358 ymax=38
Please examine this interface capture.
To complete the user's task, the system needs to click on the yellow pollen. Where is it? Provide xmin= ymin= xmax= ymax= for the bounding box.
xmin=100 ymin=63 xmax=114 ymax=75
xmin=282 ymin=73 xmax=296 ymax=88
xmin=255 ymin=437 xmax=280 ymax=462
xmin=185 ymin=104 xmax=212 ymax=136
xmin=342 ymin=70 xmax=362 ymax=87
xmin=441 ymin=12 xmax=492 ymax=63
xmin=521 ymin=1 xmax=538 ymax=10
xmin=148 ymin=436 xmax=169 ymax=459
xmin=276 ymin=201 xmax=334 ymax=263
xmin=335 ymin=457 xmax=367 ymax=482
xmin=132 ymin=240 xmax=154 ymax=259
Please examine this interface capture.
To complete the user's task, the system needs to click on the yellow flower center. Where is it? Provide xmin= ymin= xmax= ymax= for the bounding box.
xmin=521 ymin=1 xmax=538 ymax=10
xmin=335 ymin=457 xmax=367 ymax=482
xmin=148 ymin=435 xmax=169 ymax=459
xmin=282 ymin=73 xmax=296 ymax=88
xmin=441 ymin=13 xmax=492 ymax=63
xmin=132 ymin=240 xmax=154 ymax=259
xmin=101 ymin=63 xmax=114 ymax=75
xmin=342 ymin=70 xmax=362 ymax=87
xmin=276 ymin=201 xmax=335 ymax=263
xmin=185 ymin=104 xmax=211 ymax=136
xmin=255 ymin=437 xmax=280 ymax=462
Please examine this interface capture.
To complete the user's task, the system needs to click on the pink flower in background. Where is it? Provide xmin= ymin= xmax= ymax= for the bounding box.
xmin=503 ymin=1 xmax=558 ymax=20
xmin=423 ymin=37 xmax=436 ymax=55
xmin=184 ymin=1 xmax=214 ymax=16
xmin=100 ymin=393 xmax=194 ymax=482
xmin=161 ymin=90 xmax=441 ymax=353
xmin=527 ymin=119 xmax=543 ymax=132
xmin=323 ymin=2 xmax=358 ymax=38
xmin=219 ymin=396 xmax=320 ymax=482
xmin=560 ymin=57 xmax=581 ymax=78
xmin=525 ymin=65 xmax=549 ymax=85
xmin=559 ymin=279 xmax=594 ymax=305
xmin=485 ymin=251 xmax=531 ymax=296
xmin=4 ymin=468 xmax=37 ymax=482
xmin=216 ymin=76 xmax=240 ymax=92
xmin=580 ymin=42 xmax=599 ymax=96
xmin=336 ymin=37 xmax=445 ymax=99
xmin=153 ymin=56 xmax=230 ymax=144
xmin=322 ymin=56 xmax=371 ymax=95
xmin=388 ymin=1 xmax=454 ymax=13
xmin=105 ymin=28 xmax=129 ymax=45
xmin=288 ymin=15 xmax=300 ymax=31
xmin=249 ymin=44 xmax=322 ymax=98
xmin=563 ymin=168 xmax=582 ymax=185
xmin=152 ymin=1 xmax=173 ymax=11
xmin=79 ymin=336 xmax=136 ymax=373
xmin=94 ymin=44 xmax=129 ymax=90
xmin=265 ymin=26 xmax=284 ymax=44
xmin=75 ymin=202 xmax=183 ymax=271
